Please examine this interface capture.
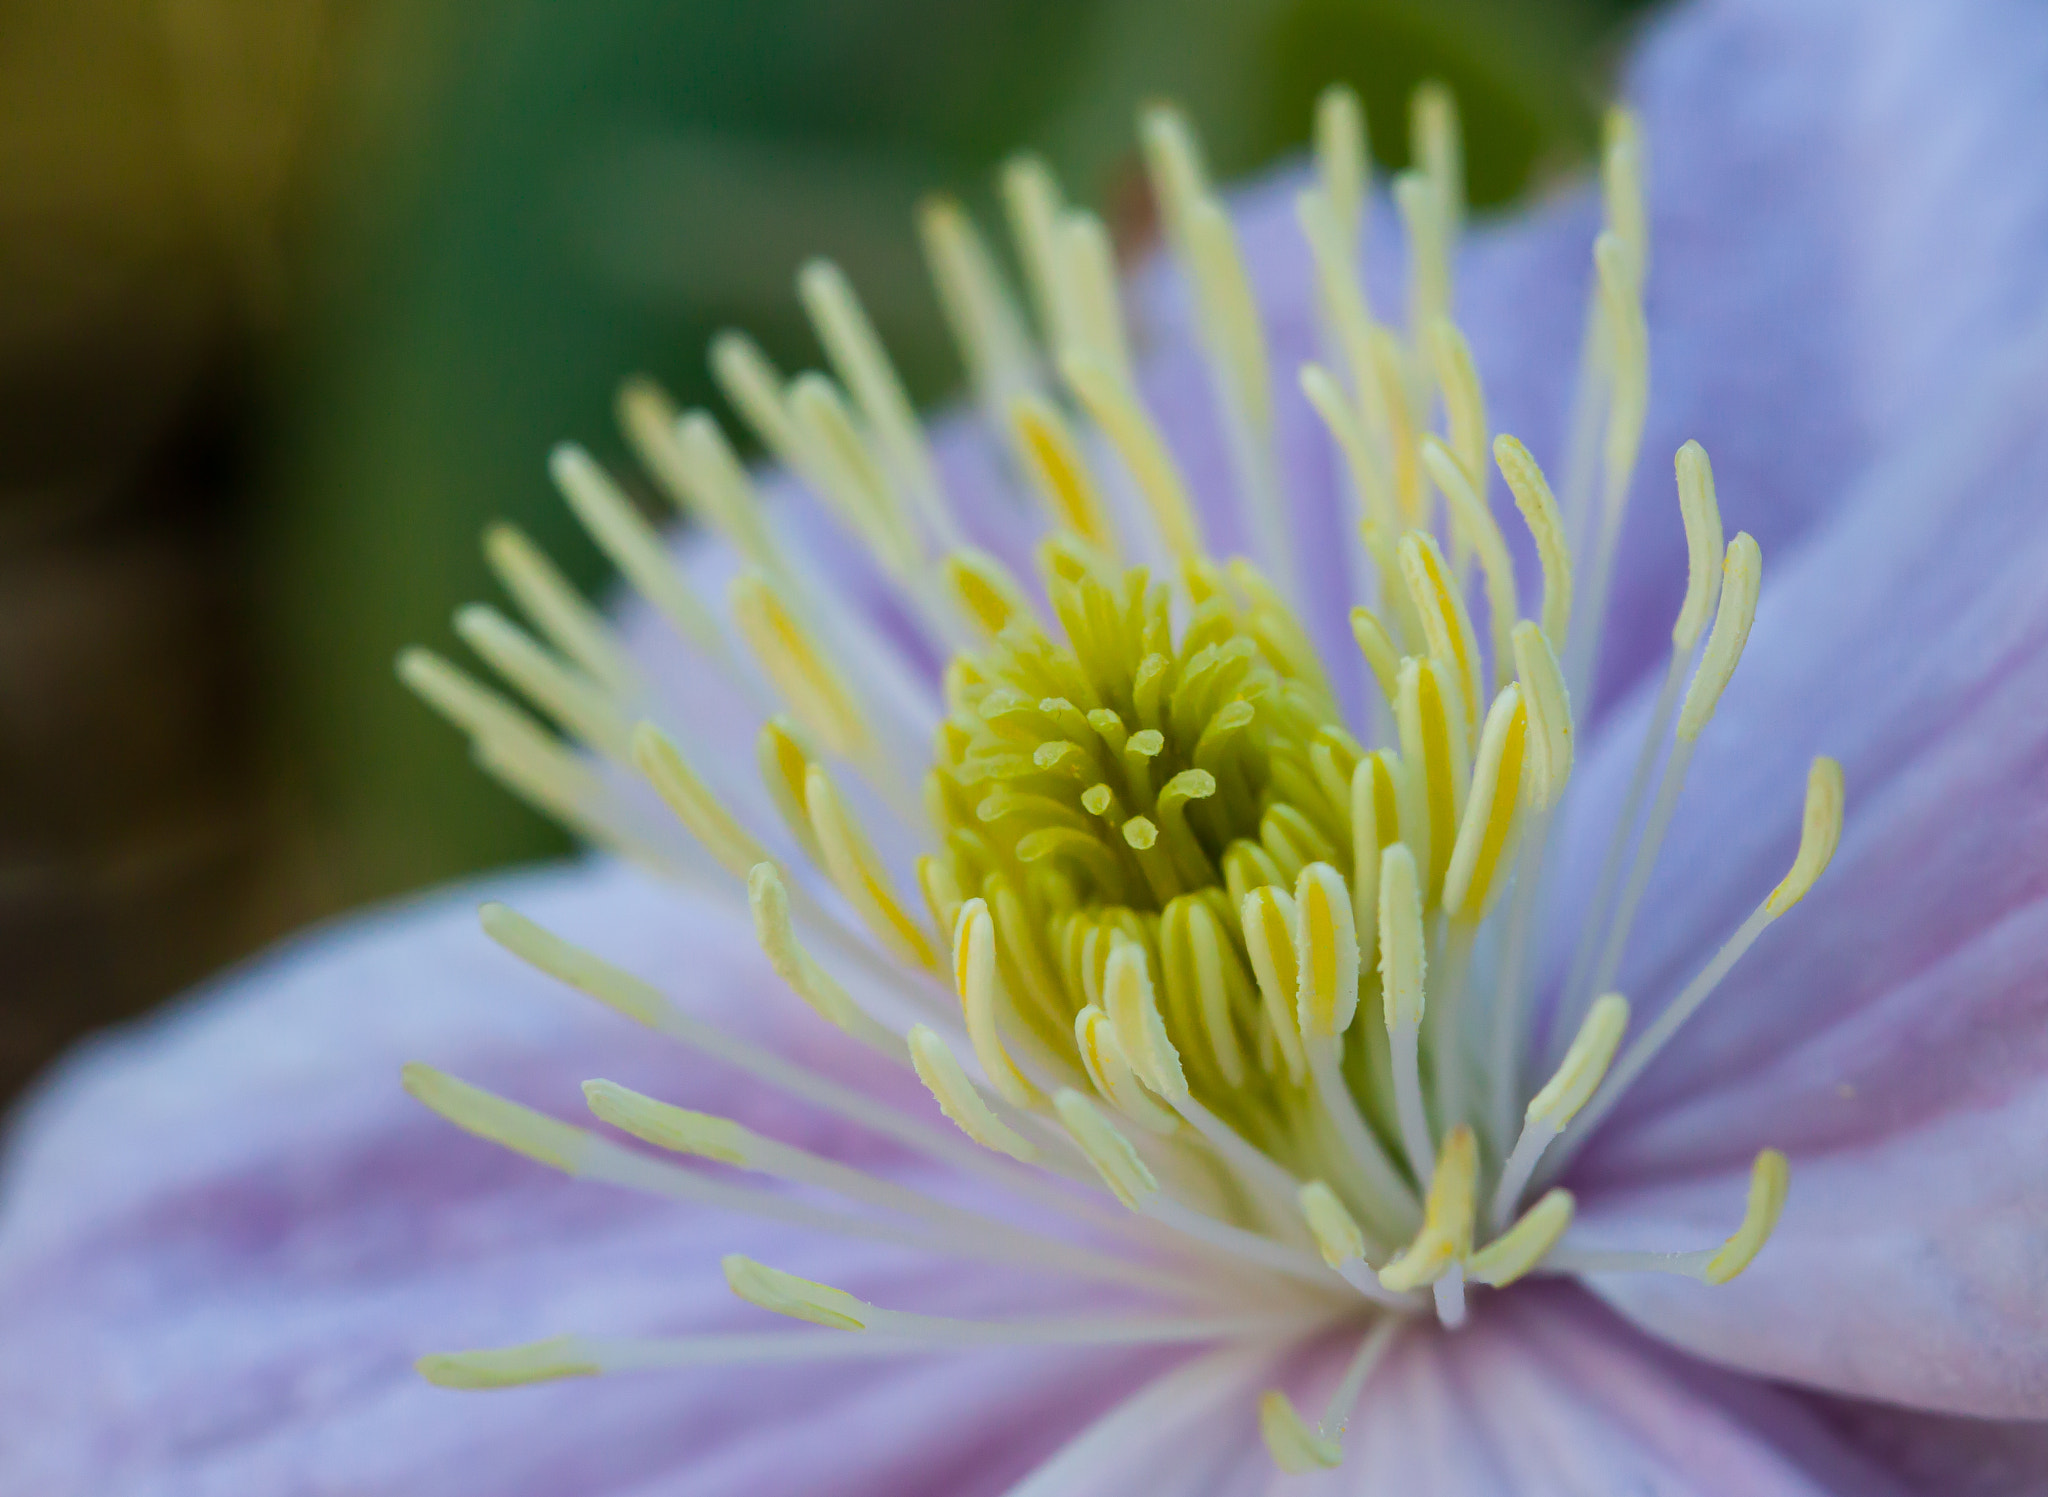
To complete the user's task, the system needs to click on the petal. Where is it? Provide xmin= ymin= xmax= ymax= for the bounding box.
xmin=0 ymin=860 xmax=1157 ymax=1494
xmin=1809 ymin=1395 xmax=2048 ymax=1497
xmin=1346 ymin=1290 xmax=1915 ymax=1496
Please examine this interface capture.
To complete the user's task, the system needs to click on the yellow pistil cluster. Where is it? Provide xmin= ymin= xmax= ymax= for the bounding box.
xmin=391 ymin=76 xmax=1848 ymax=1481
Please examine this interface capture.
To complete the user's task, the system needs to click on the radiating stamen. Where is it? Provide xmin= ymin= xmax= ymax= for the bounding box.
xmin=918 ymin=195 xmax=1041 ymax=437
xmin=1378 ymin=1124 xmax=1476 ymax=1312
xmin=749 ymin=863 xmax=901 ymax=1051
xmin=1493 ymin=434 xmax=1573 ymax=651
xmin=1010 ymin=394 xmax=1118 ymax=554
xmin=730 ymin=570 xmax=870 ymax=761
xmin=1313 ymin=84 xmax=1367 ymax=266
xmin=1377 ymin=841 xmax=1434 ymax=1183
xmin=1492 ymin=994 xmax=1628 ymax=1227
xmin=455 ymin=603 xmax=633 ymax=761
xmin=1422 ymin=435 xmax=1517 ymax=688
xmin=1468 ymin=1189 xmax=1575 ymax=1288
xmin=1547 ymin=1148 xmax=1788 ymax=1283
xmin=1060 ymin=349 xmax=1205 ymax=563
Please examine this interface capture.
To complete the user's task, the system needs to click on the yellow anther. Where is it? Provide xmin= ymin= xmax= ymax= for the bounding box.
xmin=1000 ymin=153 xmax=1072 ymax=354
xmin=398 ymin=646 xmax=546 ymax=749
xmin=1074 ymin=1005 xmax=1178 ymax=1134
xmin=1601 ymin=105 xmax=1648 ymax=286
xmin=1422 ymin=436 xmax=1518 ymax=689
xmin=1493 ymin=434 xmax=1573 ymax=650
xmin=1394 ymin=171 xmax=1450 ymax=342
xmin=1510 ymin=621 xmax=1574 ymax=810
xmin=1010 ymin=395 xmax=1115 ymax=552
xmin=1468 ymin=1189 xmax=1575 ymax=1288
xmin=455 ymin=603 xmax=632 ymax=760
xmin=1702 ymin=1148 xmax=1790 ymax=1284
xmin=730 ymin=571 xmax=868 ymax=759
xmin=549 ymin=443 xmax=725 ymax=660
xmin=478 ymin=903 xmax=668 ymax=1031
xmin=723 ymin=1255 xmax=870 ymax=1331
xmin=748 ymin=864 xmax=900 ymax=1049
xmin=1138 ymin=102 xmax=1209 ymax=243
xmin=809 ymin=765 xmax=940 ymax=972
xmin=633 ymin=724 xmax=772 ymax=882
xmin=1058 ymin=209 xmax=1135 ymax=383
xmin=1426 ymin=320 xmax=1488 ymax=497
xmin=1441 ymin=684 xmax=1527 ymax=922
xmin=1293 ymin=862 xmax=1360 ymax=1041
xmin=615 ymin=376 xmax=703 ymax=519
xmin=582 ymin=1081 xmax=749 ymax=1167
xmin=1766 ymin=757 xmax=1845 ymax=917
xmin=916 ymin=853 xmax=965 ymax=941
xmin=1378 ymin=1124 xmax=1477 ymax=1292
xmin=1676 ymin=532 xmax=1761 ymax=742
xmin=1304 ymin=363 xmax=1396 ymax=530
xmin=1169 ymin=896 xmax=1249 ymax=1086
xmin=1347 ymin=758 xmax=1386 ymax=967
xmin=401 ymin=1064 xmax=584 ymax=1174
xmin=951 ymin=898 xmax=1040 ymax=1107
xmin=944 ymin=548 xmax=1032 ymax=640
xmin=756 ymin=716 xmax=824 ymax=868
xmin=1061 ymin=348 xmax=1204 ymax=562
xmin=1053 ymin=1088 xmax=1160 ymax=1210
xmin=1367 ymin=330 xmax=1424 ymax=524
xmin=708 ymin=330 xmax=806 ymax=472
xmin=1102 ymin=938 xmax=1189 ymax=1104
xmin=1184 ymin=195 xmax=1273 ymax=436
xmin=787 ymin=373 xmax=912 ymax=567
xmin=1298 ymin=1180 xmax=1367 ymax=1268
xmin=1594 ymin=231 xmax=1650 ymax=487
xmin=1395 ymin=655 xmax=1468 ymax=896
xmin=1528 ymin=994 xmax=1629 ymax=1128
xmin=1397 ymin=530 xmax=1483 ymax=736
xmin=1411 ymin=80 xmax=1463 ymax=247
xmin=1240 ymin=885 xmax=1308 ymax=1083
xmin=916 ymin=195 xmax=1037 ymax=422
xmin=1377 ymin=842 xmax=1427 ymax=1031
xmin=906 ymin=1024 xmax=1039 ymax=1163
xmin=1314 ymin=84 xmax=1367 ymax=261
xmin=1673 ymin=440 xmax=1726 ymax=650
xmin=418 ymin=1337 xmax=599 ymax=1390
xmin=1259 ymin=1391 xmax=1343 ymax=1474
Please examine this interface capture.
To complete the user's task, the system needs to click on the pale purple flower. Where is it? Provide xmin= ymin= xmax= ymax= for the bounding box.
xmin=7 ymin=0 xmax=2048 ymax=1491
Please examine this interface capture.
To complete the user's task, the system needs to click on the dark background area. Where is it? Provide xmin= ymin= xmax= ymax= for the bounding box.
xmin=0 ymin=0 xmax=1659 ymax=1106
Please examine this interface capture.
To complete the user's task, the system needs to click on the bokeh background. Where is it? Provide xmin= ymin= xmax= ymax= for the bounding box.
xmin=0 ymin=0 xmax=1661 ymax=1106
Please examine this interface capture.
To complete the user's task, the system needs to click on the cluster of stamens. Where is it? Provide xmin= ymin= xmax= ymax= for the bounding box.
xmin=391 ymin=80 xmax=1842 ymax=1476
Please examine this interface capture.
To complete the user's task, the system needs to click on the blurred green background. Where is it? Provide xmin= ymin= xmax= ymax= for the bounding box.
xmin=0 ymin=0 xmax=1659 ymax=1103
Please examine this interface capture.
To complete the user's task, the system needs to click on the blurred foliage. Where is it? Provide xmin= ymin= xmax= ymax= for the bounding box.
xmin=274 ymin=0 xmax=1655 ymax=905
xmin=0 ymin=0 xmax=1660 ymax=1102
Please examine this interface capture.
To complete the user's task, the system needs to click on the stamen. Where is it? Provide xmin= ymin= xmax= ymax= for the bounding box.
xmin=944 ymin=549 xmax=1033 ymax=641
xmin=1258 ymin=1391 xmax=1342 ymax=1473
xmin=633 ymin=723 xmax=773 ymax=883
xmin=1510 ymin=622 xmax=1573 ymax=810
xmin=1421 ymin=434 xmax=1517 ymax=688
xmin=1493 ymin=434 xmax=1573 ymax=650
xmin=1075 ymin=1003 xmax=1179 ymax=1134
xmin=1425 ymin=321 xmax=1488 ymax=510
xmin=1060 ymin=349 xmax=1205 ymax=563
xmin=1672 ymin=440 xmax=1726 ymax=652
xmin=1293 ymin=862 xmax=1360 ymax=1041
xmin=1378 ymin=1124 xmax=1476 ymax=1298
xmin=1313 ymin=84 xmax=1367 ymax=266
xmin=1492 ymin=994 xmax=1627 ymax=1227
xmin=1377 ymin=841 xmax=1434 ymax=1183
xmin=616 ymin=381 xmax=777 ymax=573
xmin=549 ymin=444 xmax=730 ymax=666
xmin=1440 ymin=683 xmax=1527 ymax=923
xmin=1411 ymin=81 xmax=1464 ymax=250
xmin=810 ymin=764 xmax=942 ymax=971
xmin=999 ymin=154 xmax=1072 ymax=355
xmin=1298 ymin=1181 xmax=1366 ymax=1268
xmin=748 ymin=863 xmax=901 ymax=1051
xmin=1053 ymin=1088 xmax=1158 ymax=1210
xmin=787 ymin=373 xmax=920 ymax=576
xmin=1102 ymin=938 xmax=1189 ymax=1102
xmin=1009 ymin=394 xmax=1117 ymax=553
xmin=906 ymin=1024 xmax=1038 ymax=1163
xmin=419 ymin=1337 xmax=600 ymax=1389
xmin=1258 ymin=1315 xmax=1403 ymax=1474
xmin=1394 ymin=655 xmax=1468 ymax=897
xmin=1393 ymin=171 xmax=1449 ymax=343
xmin=917 ymin=195 xmax=1041 ymax=437
xmin=953 ymin=898 xmax=1042 ymax=1105
xmin=798 ymin=258 xmax=961 ymax=553
xmin=1676 ymin=532 xmax=1763 ymax=743
xmin=1548 ymin=1148 xmax=1787 ymax=1284
xmin=483 ymin=521 xmax=644 ymax=702
xmin=454 ymin=603 xmax=632 ymax=760
xmin=729 ymin=571 xmax=869 ymax=760
xmin=1303 ymin=363 xmax=1397 ymax=532
xmin=708 ymin=330 xmax=808 ymax=477
xmin=1397 ymin=530 xmax=1483 ymax=735
xmin=1240 ymin=885 xmax=1309 ymax=1084
xmin=1467 ymin=1188 xmax=1574 ymax=1287
xmin=1057 ymin=210 xmax=1135 ymax=383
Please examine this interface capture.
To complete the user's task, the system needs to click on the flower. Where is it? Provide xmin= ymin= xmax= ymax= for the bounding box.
xmin=7 ymin=0 xmax=2048 ymax=1491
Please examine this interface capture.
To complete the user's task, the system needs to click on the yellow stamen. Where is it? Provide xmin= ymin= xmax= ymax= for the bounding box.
xmin=1672 ymin=439 xmax=1726 ymax=651
xmin=1258 ymin=1391 xmax=1343 ymax=1473
xmin=1074 ymin=1004 xmax=1178 ymax=1134
xmin=1397 ymin=530 xmax=1483 ymax=736
xmin=918 ymin=194 xmax=1039 ymax=429
xmin=809 ymin=765 xmax=940 ymax=971
xmin=633 ymin=723 xmax=773 ymax=881
xmin=1378 ymin=1124 xmax=1477 ymax=1291
xmin=999 ymin=153 xmax=1071 ymax=354
xmin=1052 ymin=1088 xmax=1159 ymax=1210
xmin=455 ymin=604 xmax=631 ymax=760
xmin=402 ymin=1064 xmax=584 ymax=1174
xmin=723 ymin=1255 xmax=870 ymax=1330
xmin=419 ymin=1338 xmax=599 ymax=1390
xmin=1293 ymin=861 xmax=1360 ymax=1041
xmin=748 ymin=863 xmax=900 ymax=1049
xmin=1676 ymin=532 xmax=1761 ymax=742
xmin=757 ymin=716 xmax=825 ymax=868
xmin=1765 ymin=757 xmax=1844 ymax=917
xmin=730 ymin=571 xmax=869 ymax=759
xmin=1510 ymin=621 xmax=1573 ymax=810
xmin=1441 ymin=684 xmax=1527 ymax=922
xmin=1297 ymin=1180 xmax=1367 ymax=1268
xmin=549 ymin=443 xmax=726 ymax=661
xmin=905 ymin=1024 xmax=1039 ymax=1163
xmin=1422 ymin=434 xmax=1518 ymax=690
xmin=1493 ymin=433 xmax=1573 ymax=650
xmin=1702 ymin=1149 xmax=1790 ymax=1284
xmin=1528 ymin=994 xmax=1629 ymax=1129
xmin=1240 ymin=885 xmax=1308 ymax=1084
xmin=952 ymin=898 xmax=1041 ymax=1106
xmin=944 ymin=548 xmax=1032 ymax=640
xmin=582 ymin=1081 xmax=751 ymax=1167
xmin=1060 ymin=349 xmax=1205 ymax=562
xmin=1102 ymin=938 xmax=1189 ymax=1103
xmin=708 ymin=330 xmax=807 ymax=473
xmin=1057 ymin=210 xmax=1135 ymax=383
xmin=1313 ymin=84 xmax=1367 ymax=265
xmin=1010 ymin=395 xmax=1116 ymax=552
xmin=1468 ymin=1189 xmax=1575 ymax=1288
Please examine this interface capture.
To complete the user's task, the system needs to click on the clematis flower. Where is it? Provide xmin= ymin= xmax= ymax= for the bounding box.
xmin=7 ymin=0 xmax=2048 ymax=1490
